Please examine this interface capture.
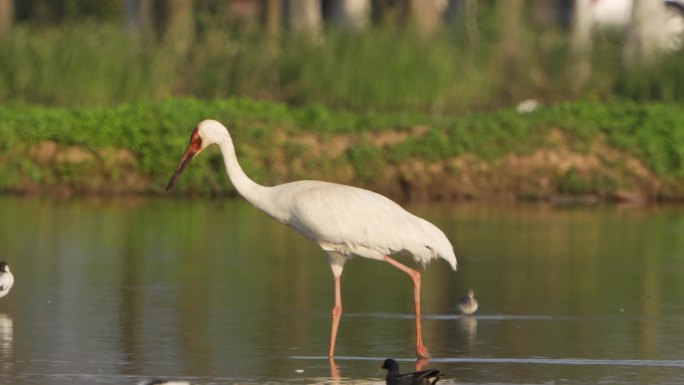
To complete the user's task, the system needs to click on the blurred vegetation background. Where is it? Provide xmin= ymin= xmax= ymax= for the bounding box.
xmin=0 ymin=0 xmax=682 ymax=111
xmin=0 ymin=0 xmax=683 ymax=200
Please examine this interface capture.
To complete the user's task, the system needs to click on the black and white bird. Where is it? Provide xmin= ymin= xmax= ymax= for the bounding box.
xmin=381 ymin=358 xmax=442 ymax=385
xmin=0 ymin=262 xmax=13 ymax=299
xmin=456 ymin=289 xmax=478 ymax=316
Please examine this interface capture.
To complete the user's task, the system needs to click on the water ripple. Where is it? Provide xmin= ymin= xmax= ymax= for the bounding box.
xmin=290 ymin=355 xmax=684 ymax=368
xmin=343 ymin=313 xmax=574 ymax=320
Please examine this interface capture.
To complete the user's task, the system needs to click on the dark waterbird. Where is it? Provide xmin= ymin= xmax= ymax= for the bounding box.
xmin=381 ymin=358 xmax=443 ymax=385
xmin=138 ymin=379 xmax=193 ymax=385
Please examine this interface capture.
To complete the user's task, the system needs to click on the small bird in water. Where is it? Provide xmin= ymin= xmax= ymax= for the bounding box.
xmin=456 ymin=289 xmax=478 ymax=315
xmin=381 ymin=358 xmax=442 ymax=385
xmin=0 ymin=262 xmax=14 ymax=299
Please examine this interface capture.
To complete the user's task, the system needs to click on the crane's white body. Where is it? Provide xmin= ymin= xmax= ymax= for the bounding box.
xmin=201 ymin=120 xmax=457 ymax=277
xmin=0 ymin=264 xmax=13 ymax=299
xmin=172 ymin=119 xmax=457 ymax=358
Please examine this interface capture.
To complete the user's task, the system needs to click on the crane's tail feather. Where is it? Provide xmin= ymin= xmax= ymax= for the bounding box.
xmin=412 ymin=216 xmax=457 ymax=271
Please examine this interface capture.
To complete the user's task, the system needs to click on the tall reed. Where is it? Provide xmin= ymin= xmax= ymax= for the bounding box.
xmin=1 ymin=19 xmax=683 ymax=112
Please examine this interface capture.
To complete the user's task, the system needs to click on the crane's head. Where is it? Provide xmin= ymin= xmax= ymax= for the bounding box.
xmin=0 ymin=261 xmax=8 ymax=273
xmin=166 ymin=120 xmax=228 ymax=191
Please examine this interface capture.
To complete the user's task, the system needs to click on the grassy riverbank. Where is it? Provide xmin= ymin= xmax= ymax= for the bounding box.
xmin=1 ymin=98 xmax=683 ymax=201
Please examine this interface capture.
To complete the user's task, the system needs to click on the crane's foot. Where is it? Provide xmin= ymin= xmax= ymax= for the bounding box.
xmin=415 ymin=357 xmax=430 ymax=371
xmin=328 ymin=357 xmax=340 ymax=380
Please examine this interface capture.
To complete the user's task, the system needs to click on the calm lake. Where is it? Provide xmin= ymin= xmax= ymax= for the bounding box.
xmin=0 ymin=197 xmax=683 ymax=385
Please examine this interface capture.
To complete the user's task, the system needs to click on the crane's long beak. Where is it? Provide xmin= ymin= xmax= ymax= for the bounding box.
xmin=166 ymin=145 xmax=199 ymax=191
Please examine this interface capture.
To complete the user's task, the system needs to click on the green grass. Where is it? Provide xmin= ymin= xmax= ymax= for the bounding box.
xmin=0 ymin=98 xmax=683 ymax=198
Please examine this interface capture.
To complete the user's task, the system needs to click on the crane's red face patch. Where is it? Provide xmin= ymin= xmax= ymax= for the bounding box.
xmin=166 ymin=127 xmax=202 ymax=191
xmin=189 ymin=127 xmax=202 ymax=152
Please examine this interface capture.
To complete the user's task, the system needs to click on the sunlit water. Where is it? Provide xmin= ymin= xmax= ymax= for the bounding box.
xmin=0 ymin=197 xmax=683 ymax=384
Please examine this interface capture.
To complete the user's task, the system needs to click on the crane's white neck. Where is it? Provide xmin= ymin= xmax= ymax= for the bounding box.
xmin=216 ymin=134 xmax=272 ymax=212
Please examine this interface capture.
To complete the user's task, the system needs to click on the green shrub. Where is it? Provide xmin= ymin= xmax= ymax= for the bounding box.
xmin=347 ymin=143 xmax=384 ymax=182
xmin=0 ymin=98 xmax=683 ymax=196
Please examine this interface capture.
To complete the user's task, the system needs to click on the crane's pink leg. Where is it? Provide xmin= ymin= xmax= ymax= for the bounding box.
xmin=329 ymin=357 xmax=341 ymax=381
xmin=384 ymin=256 xmax=430 ymax=358
xmin=328 ymin=276 xmax=342 ymax=358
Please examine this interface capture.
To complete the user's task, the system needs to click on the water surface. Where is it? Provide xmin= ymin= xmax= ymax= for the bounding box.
xmin=0 ymin=197 xmax=683 ymax=384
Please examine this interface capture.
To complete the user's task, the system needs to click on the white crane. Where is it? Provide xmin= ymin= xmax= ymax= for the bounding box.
xmin=166 ymin=120 xmax=457 ymax=358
